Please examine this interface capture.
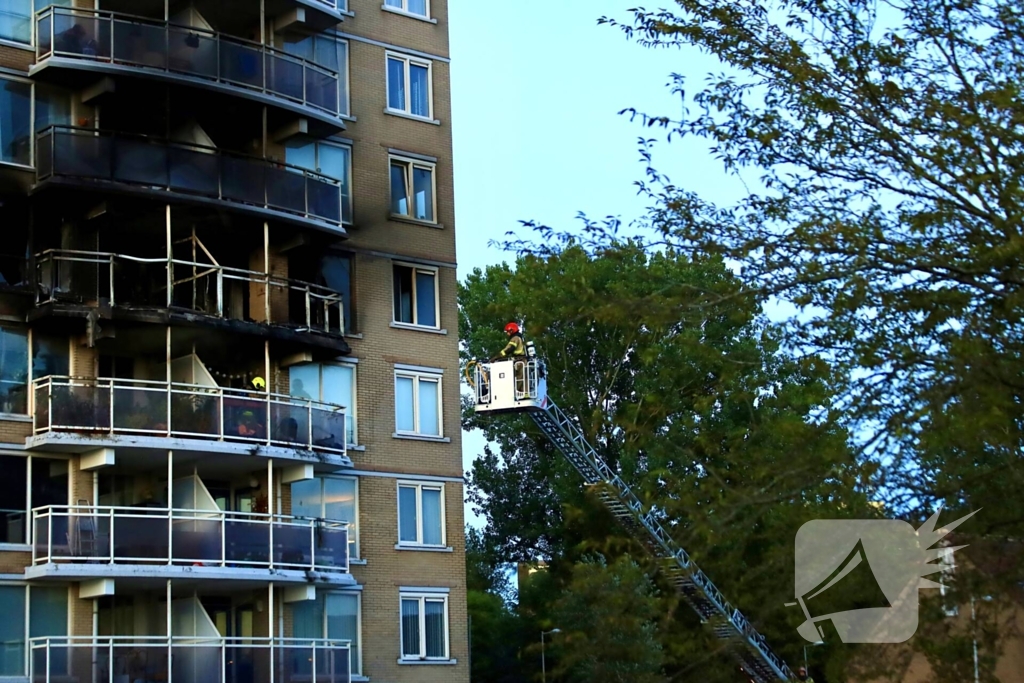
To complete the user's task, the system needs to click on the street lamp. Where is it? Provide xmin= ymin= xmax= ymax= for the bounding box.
xmin=803 ymin=639 xmax=825 ymax=677
xmin=541 ymin=628 xmax=561 ymax=683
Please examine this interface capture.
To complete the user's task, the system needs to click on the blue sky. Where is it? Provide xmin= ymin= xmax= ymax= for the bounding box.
xmin=447 ymin=2 xmax=749 ymax=524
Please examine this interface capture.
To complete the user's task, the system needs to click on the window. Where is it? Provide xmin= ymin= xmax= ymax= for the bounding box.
xmin=0 ymin=455 xmax=68 ymax=545
xmin=291 ymin=476 xmax=359 ymax=559
xmin=389 ymin=157 xmax=435 ymax=223
xmin=0 ymin=584 xmax=68 ymax=677
xmin=289 ymin=362 xmax=357 ymax=445
xmin=318 ymin=253 xmax=352 ymax=332
xmin=394 ymin=370 xmax=441 ymax=437
xmin=280 ymin=34 xmax=350 ymax=116
xmin=392 ymin=264 xmax=438 ymax=328
xmin=35 ymin=83 xmax=71 ymax=134
xmin=0 ymin=327 xmax=28 ymax=413
xmin=287 ymin=592 xmax=361 ymax=675
xmin=285 ymin=139 xmax=353 ymax=224
xmin=0 ymin=78 xmax=31 ymax=167
xmin=386 ymin=53 xmax=431 ymax=119
xmin=397 ymin=482 xmax=445 ymax=547
xmin=0 ymin=1 xmax=69 ymax=45
xmin=384 ymin=0 xmax=429 ymax=18
xmin=400 ymin=592 xmax=448 ymax=661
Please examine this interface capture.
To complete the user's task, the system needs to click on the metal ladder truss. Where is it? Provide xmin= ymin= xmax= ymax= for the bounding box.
xmin=530 ymin=401 xmax=794 ymax=683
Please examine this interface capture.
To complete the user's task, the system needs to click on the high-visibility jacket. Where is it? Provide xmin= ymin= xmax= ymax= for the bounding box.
xmin=500 ymin=333 xmax=526 ymax=357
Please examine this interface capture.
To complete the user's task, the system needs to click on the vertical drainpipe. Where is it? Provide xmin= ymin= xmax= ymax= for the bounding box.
xmin=166 ymin=579 xmax=172 ymax=683
xmin=268 ymin=583 xmax=275 ymax=683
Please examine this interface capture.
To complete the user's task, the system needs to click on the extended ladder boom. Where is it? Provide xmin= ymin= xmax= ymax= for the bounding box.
xmin=530 ymin=400 xmax=793 ymax=682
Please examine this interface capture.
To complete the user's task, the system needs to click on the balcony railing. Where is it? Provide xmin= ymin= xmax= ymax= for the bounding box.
xmin=36 ymin=7 xmax=344 ymax=117
xmin=36 ymin=126 xmax=348 ymax=228
xmin=36 ymin=249 xmax=345 ymax=336
xmin=33 ymin=505 xmax=349 ymax=573
xmin=33 ymin=376 xmax=347 ymax=455
xmin=31 ymin=636 xmax=351 ymax=683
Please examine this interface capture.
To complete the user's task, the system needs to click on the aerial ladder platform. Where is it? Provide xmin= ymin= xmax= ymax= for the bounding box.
xmin=469 ymin=350 xmax=794 ymax=683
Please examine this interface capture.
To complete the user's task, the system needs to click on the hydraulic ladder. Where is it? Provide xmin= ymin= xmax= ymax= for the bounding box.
xmin=529 ymin=399 xmax=794 ymax=683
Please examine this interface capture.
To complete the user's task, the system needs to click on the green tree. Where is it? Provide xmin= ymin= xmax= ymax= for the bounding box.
xmin=550 ymin=556 xmax=667 ymax=683
xmin=466 ymin=526 xmax=525 ymax=682
xmin=461 ymin=245 xmax=873 ymax=680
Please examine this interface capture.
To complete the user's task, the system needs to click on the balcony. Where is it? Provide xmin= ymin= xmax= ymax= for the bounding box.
xmin=36 ymin=249 xmax=345 ymax=338
xmin=34 ymin=7 xmax=346 ymax=126
xmin=31 ymin=636 xmax=351 ymax=683
xmin=33 ymin=505 xmax=348 ymax=574
xmin=33 ymin=376 xmax=347 ymax=456
xmin=35 ymin=127 xmax=349 ymax=234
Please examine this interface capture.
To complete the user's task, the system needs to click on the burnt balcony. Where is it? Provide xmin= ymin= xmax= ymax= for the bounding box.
xmin=35 ymin=126 xmax=349 ymax=234
xmin=33 ymin=376 xmax=347 ymax=456
xmin=31 ymin=636 xmax=351 ymax=683
xmin=35 ymin=249 xmax=345 ymax=337
xmin=33 ymin=504 xmax=348 ymax=574
xmin=34 ymin=7 xmax=346 ymax=127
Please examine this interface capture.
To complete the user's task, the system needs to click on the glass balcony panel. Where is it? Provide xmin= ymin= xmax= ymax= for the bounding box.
xmin=53 ymin=13 xmax=111 ymax=60
xmin=38 ymin=14 xmax=53 ymax=58
xmin=273 ymin=522 xmax=312 ymax=567
xmin=168 ymin=145 xmax=219 ymax=195
xmin=311 ymin=404 xmax=346 ymax=451
xmin=36 ymin=131 xmax=53 ymax=178
xmin=112 ymin=19 xmax=167 ymax=69
xmin=266 ymin=167 xmax=307 ymax=215
xmin=220 ymin=41 xmax=264 ymax=89
xmin=306 ymin=68 xmax=338 ymax=113
xmin=112 ymin=513 xmax=168 ymax=560
xmin=267 ymin=52 xmax=304 ymax=102
xmin=171 ymin=517 xmax=221 ymax=563
xmin=221 ymin=156 xmax=266 ymax=206
xmin=174 ymin=642 xmax=224 ymax=683
xmin=316 ymin=643 xmax=350 ymax=681
xmin=315 ymin=525 xmax=348 ymax=570
xmin=111 ymin=644 xmax=169 ymax=683
xmin=307 ymin=177 xmax=341 ymax=222
xmin=168 ymin=26 xmax=217 ymax=78
xmin=113 ymin=137 xmax=168 ymax=186
xmin=170 ymin=391 xmax=222 ymax=437
xmin=269 ymin=400 xmax=311 ymax=447
xmin=222 ymin=396 xmax=267 ymax=441
xmin=112 ymin=384 xmax=168 ymax=433
xmin=65 ymin=510 xmax=110 ymax=559
xmin=230 ymin=646 xmax=269 ymax=683
xmin=33 ymin=515 xmax=50 ymax=558
xmin=52 ymin=129 xmax=112 ymax=179
xmin=225 ymin=518 xmax=270 ymax=565
xmin=49 ymin=383 xmax=111 ymax=430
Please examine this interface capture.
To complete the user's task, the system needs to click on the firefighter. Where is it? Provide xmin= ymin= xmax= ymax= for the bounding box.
xmin=797 ymin=667 xmax=815 ymax=683
xmin=492 ymin=322 xmax=526 ymax=361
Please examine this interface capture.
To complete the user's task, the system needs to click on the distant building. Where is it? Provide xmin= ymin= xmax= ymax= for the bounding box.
xmin=0 ymin=1 xmax=464 ymax=682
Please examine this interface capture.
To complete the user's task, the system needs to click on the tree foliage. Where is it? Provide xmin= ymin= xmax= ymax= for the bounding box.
xmin=460 ymin=245 xmax=877 ymax=680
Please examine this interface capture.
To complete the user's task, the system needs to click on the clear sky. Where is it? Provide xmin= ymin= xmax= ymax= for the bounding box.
xmin=448 ymin=2 xmax=749 ymax=525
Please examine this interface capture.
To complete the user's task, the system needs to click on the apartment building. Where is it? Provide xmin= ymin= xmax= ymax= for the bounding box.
xmin=0 ymin=1 xmax=465 ymax=682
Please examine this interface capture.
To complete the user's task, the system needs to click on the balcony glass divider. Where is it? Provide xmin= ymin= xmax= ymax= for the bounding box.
xmin=35 ymin=7 xmax=343 ymax=117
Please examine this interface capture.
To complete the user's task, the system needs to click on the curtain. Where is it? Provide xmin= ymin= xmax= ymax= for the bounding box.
xmin=417 ymin=377 xmax=439 ymax=435
xmin=409 ymin=63 xmax=429 ymax=117
xmin=400 ymin=599 xmax=420 ymax=657
xmin=395 ymin=376 xmax=415 ymax=432
xmin=421 ymin=488 xmax=442 ymax=545
xmin=424 ymin=600 xmax=445 ymax=658
xmin=387 ymin=57 xmax=405 ymax=111
xmin=398 ymin=486 xmax=418 ymax=543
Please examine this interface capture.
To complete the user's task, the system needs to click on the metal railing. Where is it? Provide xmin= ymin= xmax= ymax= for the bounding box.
xmin=36 ymin=249 xmax=345 ymax=336
xmin=33 ymin=504 xmax=349 ymax=573
xmin=30 ymin=636 xmax=351 ymax=683
xmin=35 ymin=126 xmax=347 ymax=227
xmin=35 ymin=6 xmax=344 ymax=117
xmin=32 ymin=375 xmax=347 ymax=455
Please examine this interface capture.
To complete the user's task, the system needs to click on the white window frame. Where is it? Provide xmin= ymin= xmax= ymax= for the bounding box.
xmin=385 ymin=52 xmax=433 ymax=120
xmin=398 ymin=592 xmax=449 ymax=661
xmin=396 ymin=481 xmax=446 ymax=548
xmin=382 ymin=0 xmax=431 ymax=20
xmin=337 ymin=39 xmax=351 ymax=117
xmin=393 ymin=369 xmax=442 ymax=437
xmin=289 ymin=361 xmax=358 ymax=445
xmin=391 ymin=262 xmax=439 ymax=329
xmin=389 ymin=155 xmax=436 ymax=224
xmin=0 ymin=454 xmax=70 ymax=549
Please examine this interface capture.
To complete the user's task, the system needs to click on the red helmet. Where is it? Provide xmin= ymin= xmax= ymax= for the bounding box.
xmin=504 ymin=322 xmax=520 ymax=334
